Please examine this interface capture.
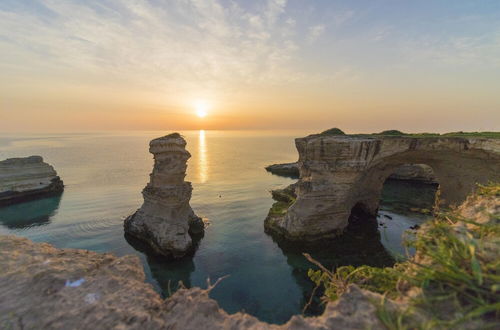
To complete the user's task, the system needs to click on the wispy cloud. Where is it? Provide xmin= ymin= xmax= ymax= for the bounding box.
xmin=0 ymin=0 xmax=314 ymax=100
xmin=307 ymin=24 xmax=325 ymax=43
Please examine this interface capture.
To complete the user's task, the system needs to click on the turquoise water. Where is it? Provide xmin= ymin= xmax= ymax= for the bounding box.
xmin=0 ymin=131 xmax=435 ymax=324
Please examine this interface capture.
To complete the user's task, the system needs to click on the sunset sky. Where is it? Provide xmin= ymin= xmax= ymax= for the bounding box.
xmin=1 ymin=0 xmax=499 ymax=133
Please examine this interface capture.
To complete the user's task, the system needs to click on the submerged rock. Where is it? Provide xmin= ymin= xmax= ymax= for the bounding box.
xmin=0 ymin=234 xmax=389 ymax=329
xmin=124 ymin=133 xmax=204 ymax=258
xmin=0 ymin=156 xmax=64 ymax=206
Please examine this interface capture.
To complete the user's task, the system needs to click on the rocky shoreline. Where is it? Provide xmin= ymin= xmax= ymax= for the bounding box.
xmin=2 ymin=186 xmax=496 ymax=328
xmin=0 ymin=156 xmax=64 ymax=206
xmin=0 ymin=234 xmax=389 ymax=329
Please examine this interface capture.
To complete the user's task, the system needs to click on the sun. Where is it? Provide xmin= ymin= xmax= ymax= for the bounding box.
xmin=195 ymin=102 xmax=209 ymax=118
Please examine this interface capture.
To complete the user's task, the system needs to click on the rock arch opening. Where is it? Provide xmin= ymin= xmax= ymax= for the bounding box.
xmin=379 ymin=164 xmax=439 ymax=215
xmin=347 ymin=202 xmax=377 ymax=231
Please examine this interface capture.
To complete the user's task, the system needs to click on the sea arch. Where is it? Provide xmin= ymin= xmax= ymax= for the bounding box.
xmin=265 ymin=134 xmax=500 ymax=241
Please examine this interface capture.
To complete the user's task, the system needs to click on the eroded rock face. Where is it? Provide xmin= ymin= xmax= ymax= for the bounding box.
xmin=388 ymin=163 xmax=436 ymax=183
xmin=124 ymin=133 xmax=204 ymax=258
xmin=0 ymin=156 xmax=64 ymax=206
xmin=266 ymin=135 xmax=500 ymax=241
xmin=266 ymin=162 xmax=437 ymax=183
xmin=0 ymin=234 xmax=387 ymax=329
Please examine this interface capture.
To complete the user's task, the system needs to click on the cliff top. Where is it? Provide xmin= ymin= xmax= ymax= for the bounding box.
xmin=0 ymin=155 xmax=44 ymax=165
xmin=303 ymin=128 xmax=500 ymax=141
xmin=149 ymin=133 xmax=187 ymax=149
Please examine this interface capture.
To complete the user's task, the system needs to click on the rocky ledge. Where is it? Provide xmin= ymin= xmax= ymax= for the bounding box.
xmin=266 ymin=162 xmax=437 ymax=184
xmin=124 ymin=133 xmax=204 ymax=258
xmin=0 ymin=234 xmax=390 ymax=329
xmin=0 ymin=156 xmax=64 ymax=206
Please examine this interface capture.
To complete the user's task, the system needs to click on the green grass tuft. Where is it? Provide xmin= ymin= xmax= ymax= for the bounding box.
xmin=306 ymin=183 xmax=500 ymax=328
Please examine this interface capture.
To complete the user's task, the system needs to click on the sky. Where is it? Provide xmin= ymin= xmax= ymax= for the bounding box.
xmin=1 ymin=0 xmax=499 ymax=133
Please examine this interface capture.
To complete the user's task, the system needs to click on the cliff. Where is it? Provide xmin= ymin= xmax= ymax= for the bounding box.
xmin=0 ymin=234 xmax=388 ymax=329
xmin=266 ymin=134 xmax=500 ymax=241
xmin=0 ymin=156 xmax=63 ymax=206
xmin=124 ymin=133 xmax=204 ymax=258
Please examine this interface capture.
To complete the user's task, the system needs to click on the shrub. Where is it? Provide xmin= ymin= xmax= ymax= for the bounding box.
xmin=320 ymin=128 xmax=345 ymax=135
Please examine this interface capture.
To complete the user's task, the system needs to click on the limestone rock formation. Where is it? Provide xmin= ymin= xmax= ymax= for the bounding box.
xmin=388 ymin=163 xmax=436 ymax=183
xmin=0 ymin=234 xmax=388 ymax=329
xmin=266 ymin=162 xmax=437 ymax=183
xmin=265 ymin=135 xmax=500 ymax=241
xmin=0 ymin=156 xmax=64 ymax=206
xmin=124 ymin=133 xmax=203 ymax=258
xmin=265 ymin=162 xmax=300 ymax=178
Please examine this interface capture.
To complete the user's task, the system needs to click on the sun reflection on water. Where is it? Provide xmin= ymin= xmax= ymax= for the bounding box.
xmin=198 ymin=130 xmax=208 ymax=183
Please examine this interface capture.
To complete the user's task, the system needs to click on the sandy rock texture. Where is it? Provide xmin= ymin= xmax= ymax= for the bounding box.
xmin=124 ymin=133 xmax=204 ymax=258
xmin=266 ymin=162 xmax=436 ymax=183
xmin=387 ymin=163 xmax=436 ymax=183
xmin=265 ymin=135 xmax=500 ymax=241
xmin=0 ymin=156 xmax=64 ymax=206
xmin=0 ymin=234 xmax=388 ymax=329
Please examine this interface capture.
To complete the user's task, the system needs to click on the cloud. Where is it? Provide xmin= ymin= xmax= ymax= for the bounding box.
xmin=307 ymin=24 xmax=325 ymax=43
xmin=0 ymin=0 xmax=306 ymax=102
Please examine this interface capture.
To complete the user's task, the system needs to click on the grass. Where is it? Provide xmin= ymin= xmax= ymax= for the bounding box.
xmin=307 ymin=183 xmax=500 ymax=328
xmin=369 ymin=131 xmax=500 ymax=139
xmin=268 ymin=185 xmax=296 ymax=216
xmin=269 ymin=201 xmax=293 ymax=216
xmin=315 ymin=128 xmax=500 ymax=139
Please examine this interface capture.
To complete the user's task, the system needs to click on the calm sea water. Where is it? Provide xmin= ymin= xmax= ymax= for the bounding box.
xmin=0 ymin=131 xmax=435 ymax=324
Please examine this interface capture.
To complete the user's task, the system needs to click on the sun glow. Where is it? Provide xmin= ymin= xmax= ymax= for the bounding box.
xmin=195 ymin=101 xmax=209 ymax=118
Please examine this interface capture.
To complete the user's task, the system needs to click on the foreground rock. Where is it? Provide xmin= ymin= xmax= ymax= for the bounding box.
xmin=0 ymin=234 xmax=388 ymax=329
xmin=266 ymin=162 xmax=437 ymax=183
xmin=0 ymin=156 xmax=64 ymax=206
xmin=124 ymin=133 xmax=204 ymax=258
xmin=266 ymin=134 xmax=500 ymax=241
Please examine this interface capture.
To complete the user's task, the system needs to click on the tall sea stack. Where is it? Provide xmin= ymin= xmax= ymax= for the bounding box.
xmin=124 ymin=133 xmax=204 ymax=258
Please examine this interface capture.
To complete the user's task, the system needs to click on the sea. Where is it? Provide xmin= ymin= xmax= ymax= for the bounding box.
xmin=0 ymin=130 xmax=436 ymax=324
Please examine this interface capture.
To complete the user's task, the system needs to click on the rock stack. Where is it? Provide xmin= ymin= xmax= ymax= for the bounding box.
xmin=0 ymin=156 xmax=64 ymax=206
xmin=124 ymin=133 xmax=204 ymax=258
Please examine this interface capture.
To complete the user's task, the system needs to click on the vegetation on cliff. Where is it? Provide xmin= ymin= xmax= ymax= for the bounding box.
xmin=367 ymin=130 xmax=500 ymax=139
xmin=319 ymin=127 xmax=346 ymax=136
xmin=308 ymin=183 xmax=500 ymax=329
xmin=268 ymin=185 xmax=296 ymax=217
xmin=316 ymin=127 xmax=500 ymax=139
